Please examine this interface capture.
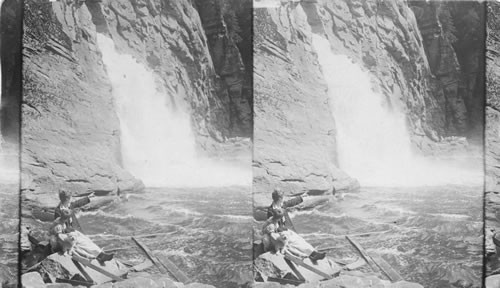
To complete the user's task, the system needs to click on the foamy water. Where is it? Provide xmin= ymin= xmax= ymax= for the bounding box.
xmin=312 ymin=34 xmax=482 ymax=187
xmin=96 ymin=34 xmax=251 ymax=188
xmin=77 ymin=187 xmax=253 ymax=288
xmin=287 ymin=185 xmax=482 ymax=288
xmin=0 ymin=148 xmax=19 ymax=183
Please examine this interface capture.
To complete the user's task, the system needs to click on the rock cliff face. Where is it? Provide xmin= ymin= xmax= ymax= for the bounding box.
xmin=485 ymin=1 xmax=500 ymax=275
xmin=194 ymin=0 xmax=253 ymax=137
xmin=409 ymin=1 xmax=485 ymax=140
xmin=253 ymin=3 xmax=358 ymax=205
xmin=253 ymin=0 xmax=484 ymax=203
xmin=22 ymin=0 xmax=251 ymax=207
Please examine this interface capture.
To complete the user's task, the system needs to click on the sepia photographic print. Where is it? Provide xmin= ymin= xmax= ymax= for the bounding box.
xmin=0 ymin=0 xmax=21 ymax=286
xmin=253 ymin=1 xmax=484 ymax=287
xmin=18 ymin=0 xmax=252 ymax=287
xmin=486 ymin=0 xmax=500 ymax=286
xmin=1 ymin=0 xmax=500 ymax=287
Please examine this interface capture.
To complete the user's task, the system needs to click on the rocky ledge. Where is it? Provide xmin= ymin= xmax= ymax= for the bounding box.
xmin=252 ymin=252 xmax=423 ymax=288
xmin=22 ymin=271 xmax=215 ymax=288
xmin=485 ymin=0 xmax=500 ymax=278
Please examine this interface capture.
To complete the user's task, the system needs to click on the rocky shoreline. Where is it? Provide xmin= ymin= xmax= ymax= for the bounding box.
xmin=17 ymin=195 xmax=221 ymax=288
xmin=252 ymin=272 xmax=423 ymax=288
xmin=486 ymin=0 xmax=500 ymax=281
xmin=21 ymin=272 xmax=216 ymax=288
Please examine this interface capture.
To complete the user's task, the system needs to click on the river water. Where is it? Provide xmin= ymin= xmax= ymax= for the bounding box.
xmin=78 ymin=186 xmax=253 ymax=288
xmin=0 ymin=149 xmax=19 ymax=284
xmin=291 ymin=185 xmax=482 ymax=288
xmin=308 ymin=29 xmax=483 ymax=288
xmin=0 ymin=183 xmax=18 ymax=284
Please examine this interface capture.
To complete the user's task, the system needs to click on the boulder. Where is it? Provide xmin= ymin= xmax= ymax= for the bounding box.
xmin=37 ymin=253 xmax=127 ymax=285
xmin=486 ymin=274 xmax=500 ymax=288
xmin=112 ymin=277 xmax=160 ymax=288
xmin=21 ymin=272 xmax=45 ymax=288
xmin=91 ymin=283 xmax=114 ymax=288
xmin=153 ymin=276 xmax=180 ymax=288
xmin=254 ymin=252 xmax=341 ymax=283
xmin=486 ymin=2 xmax=500 ymax=274
xmin=184 ymin=283 xmax=217 ymax=288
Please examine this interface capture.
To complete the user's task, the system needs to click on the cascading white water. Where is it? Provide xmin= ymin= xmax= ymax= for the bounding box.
xmin=312 ymin=34 xmax=482 ymax=187
xmin=97 ymin=34 xmax=250 ymax=187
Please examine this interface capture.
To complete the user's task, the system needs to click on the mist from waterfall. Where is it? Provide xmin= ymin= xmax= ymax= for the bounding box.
xmin=312 ymin=34 xmax=482 ymax=187
xmin=0 ymin=0 xmax=18 ymax=184
xmin=97 ymin=34 xmax=250 ymax=188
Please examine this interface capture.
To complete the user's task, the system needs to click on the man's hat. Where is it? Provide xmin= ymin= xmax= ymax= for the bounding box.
xmin=272 ymin=188 xmax=284 ymax=201
xmin=59 ymin=189 xmax=72 ymax=202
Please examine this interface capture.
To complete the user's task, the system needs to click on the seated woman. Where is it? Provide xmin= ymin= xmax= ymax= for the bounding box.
xmin=49 ymin=209 xmax=113 ymax=263
xmin=262 ymin=209 xmax=325 ymax=261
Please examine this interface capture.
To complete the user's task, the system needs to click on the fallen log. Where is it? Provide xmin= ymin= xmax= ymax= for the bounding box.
xmin=72 ymin=259 xmax=95 ymax=284
xmin=345 ymin=236 xmax=380 ymax=273
xmin=284 ymin=253 xmax=333 ymax=280
xmin=90 ymin=231 xmax=174 ymax=241
xmin=131 ymin=237 xmax=167 ymax=274
xmin=284 ymin=258 xmax=305 ymax=282
xmin=306 ymin=230 xmax=391 ymax=242
xmin=154 ymin=251 xmax=190 ymax=283
xmin=71 ymin=255 xmax=124 ymax=282
xmin=368 ymin=253 xmax=403 ymax=282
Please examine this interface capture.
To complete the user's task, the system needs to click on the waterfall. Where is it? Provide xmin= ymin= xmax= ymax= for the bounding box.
xmin=97 ymin=34 xmax=250 ymax=187
xmin=311 ymin=34 xmax=482 ymax=187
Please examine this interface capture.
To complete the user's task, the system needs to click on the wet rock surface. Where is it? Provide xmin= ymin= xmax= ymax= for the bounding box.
xmin=410 ymin=1 xmax=485 ymax=139
xmin=253 ymin=3 xmax=358 ymax=200
xmin=254 ymin=252 xmax=341 ymax=283
xmin=253 ymin=0 xmax=483 ymax=203
xmin=252 ymin=252 xmax=423 ymax=288
xmin=486 ymin=0 xmax=500 ymax=277
xmin=22 ymin=0 xmax=144 ymax=203
xmin=22 ymin=0 xmax=251 ymax=204
xmin=21 ymin=252 xmax=217 ymax=288
xmin=21 ymin=272 xmax=45 ymax=288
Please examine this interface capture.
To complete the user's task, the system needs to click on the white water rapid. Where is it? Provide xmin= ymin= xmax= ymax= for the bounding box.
xmin=97 ymin=34 xmax=250 ymax=188
xmin=312 ymin=34 xmax=482 ymax=187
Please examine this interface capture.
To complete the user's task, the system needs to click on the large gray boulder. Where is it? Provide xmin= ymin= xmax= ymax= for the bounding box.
xmin=21 ymin=272 xmax=45 ymax=288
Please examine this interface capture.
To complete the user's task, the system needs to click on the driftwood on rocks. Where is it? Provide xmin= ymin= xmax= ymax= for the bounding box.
xmin=34 ymin=253 xmax=127 ymax=285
